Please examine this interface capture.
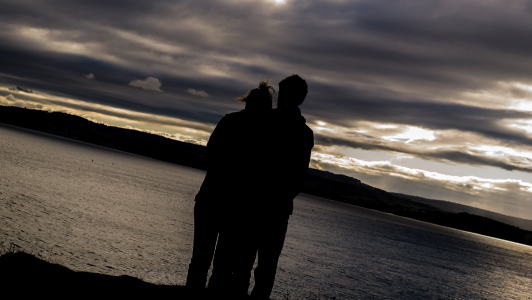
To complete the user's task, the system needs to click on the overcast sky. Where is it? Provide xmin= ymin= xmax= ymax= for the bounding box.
xmin=2 ymin=0 xmax=532 ymax=219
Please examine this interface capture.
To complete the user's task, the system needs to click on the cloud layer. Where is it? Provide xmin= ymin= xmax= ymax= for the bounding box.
xmin=2 ymin=0 xmax=532 ymax=218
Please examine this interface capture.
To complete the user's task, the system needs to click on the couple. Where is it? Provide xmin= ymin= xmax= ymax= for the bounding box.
xmin=186 ymin=74 xmax=314 ymax=299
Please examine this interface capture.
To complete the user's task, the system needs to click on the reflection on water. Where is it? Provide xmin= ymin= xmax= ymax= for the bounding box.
xmin=1 ymin=124 xmax=532 ymax=299
xmin=285 ymin=197 xmax=532 ymax=299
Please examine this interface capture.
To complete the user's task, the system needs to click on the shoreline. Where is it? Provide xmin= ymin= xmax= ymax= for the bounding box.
xmin=2 ymin=106 xmax=532 ymax=247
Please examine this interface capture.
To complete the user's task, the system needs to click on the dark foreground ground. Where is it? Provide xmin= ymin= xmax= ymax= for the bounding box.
xmin=0 ymin=251 xmax=209 ymax=299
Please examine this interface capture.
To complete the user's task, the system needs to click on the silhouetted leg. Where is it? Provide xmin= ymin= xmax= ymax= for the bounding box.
xmin=210 ymin=213 xmax=259 ymax=298
xmin=207 ymin=226 xmax=235 ymax=291
xmin=250 ymin=214 xmax=289 ymax=300
xmin=186 ymin=202 xmax=219 ymax=289
xmin=232 ymin=247 xmax=258 ymax=296
xmin=231 ymin=220 xmax=260 ymax=297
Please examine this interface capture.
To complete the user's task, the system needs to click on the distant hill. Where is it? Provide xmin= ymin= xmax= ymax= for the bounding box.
xmin=0 ymin=106 xmax=208 ymax=170
xmin=2 ymin=105 xmax=532 ymax=246
xmin=392 ymin=193 xmax=532 ymax=232
xmin=303 ymin=169 xmax=440 ymax=214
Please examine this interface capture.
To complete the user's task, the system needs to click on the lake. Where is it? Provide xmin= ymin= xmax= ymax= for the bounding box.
xmin=1 ymin=123 xmax=531 ymax=299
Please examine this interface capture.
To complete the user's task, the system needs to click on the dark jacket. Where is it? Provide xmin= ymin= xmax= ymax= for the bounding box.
xmin=265 ymin=107 xmax=314 ymax=215
xmin=195 ymin=107 xmax=314 ymax=215
xmin=194 ymin=110 xmax=271 ymax=207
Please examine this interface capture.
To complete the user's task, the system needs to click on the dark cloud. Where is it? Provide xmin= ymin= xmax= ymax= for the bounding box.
xmin=0 ymin=46 xmax=244 ymax=125
xmin=316 ymin=130 xmax=532 ymax=173
xmin=309 ymin=94 xmax=532 ymax=146
xmin=129 ymin=77 xmax=162 ymax=92
xmin=3 ymin=0 xmax=532 ymax=175
xmin=15 ymin=86 xmax=33 ymax=93
xmin=187 ymin=88 xmax=210 ymax=98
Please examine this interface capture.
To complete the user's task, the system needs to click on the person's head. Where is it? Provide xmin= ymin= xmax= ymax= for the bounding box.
xmin=236 ymin=80 xmax=275 ymax=112
xmin=277 ymin=74 xmax=308 ymax=108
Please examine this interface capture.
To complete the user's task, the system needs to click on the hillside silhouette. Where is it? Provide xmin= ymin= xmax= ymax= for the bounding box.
xmin=2 ymin=105 xmax=532 ymax=246
xmin=393 ymin=192 xmax=532 ymax=232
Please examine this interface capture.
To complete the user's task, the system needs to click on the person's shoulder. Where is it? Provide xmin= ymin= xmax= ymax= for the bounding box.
xmin=218 ymin=111 xmax=245 ymax=124
xmin=223 ymin=111 xmax=244 ymax=119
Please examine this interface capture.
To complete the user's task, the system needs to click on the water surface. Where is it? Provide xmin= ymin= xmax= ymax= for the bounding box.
xmin=1 ymin=123 xmax=531 ymax=299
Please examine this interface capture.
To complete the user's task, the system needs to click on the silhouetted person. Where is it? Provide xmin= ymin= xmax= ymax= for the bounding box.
xmin=252 ymin=75 xmax=314 ymax=299
xmin=227 ymin=75 xmax=314 ymax=299
xmin=186 ymin=80 xmax=276 ymax=293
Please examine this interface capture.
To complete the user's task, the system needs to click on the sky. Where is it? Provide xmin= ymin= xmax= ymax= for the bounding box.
xmin=2 ymin=0 xmax=532 ymax=220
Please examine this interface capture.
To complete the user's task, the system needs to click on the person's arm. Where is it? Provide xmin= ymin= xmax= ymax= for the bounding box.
xmin=206 ymin=115 xmax=234 ymax=171
xmin=286 ymin=130 xmax=314 ymax=200
xmin=195 ymin=115 xmax=239 ymax=201
xmin=274 ymin=128 xmax=314 ymax=202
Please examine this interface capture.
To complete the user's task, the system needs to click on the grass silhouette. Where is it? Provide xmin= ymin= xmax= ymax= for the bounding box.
xmin=0 ymin=248 xmax=201 ymax=299
xmin=0 ymin=248 xmax=336 ymax=299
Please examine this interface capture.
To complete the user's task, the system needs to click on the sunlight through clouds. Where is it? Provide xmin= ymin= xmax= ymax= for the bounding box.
xmin=508 ymin=119 xmax=532 ymax=134
xmin=382 ymin=126 xmax=435 ymax=143
xmin=311 ymin=152 xmax=532 ymax=195
xmin=510 ymin=100 xmax=532 ymax=112
xmin=0 ymin=86 xmax=212 ymax=145
xmin=472 ymin=145 xmax=532 ymax=160
xmin=374 ymin=124 xmax=398 ymax=129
